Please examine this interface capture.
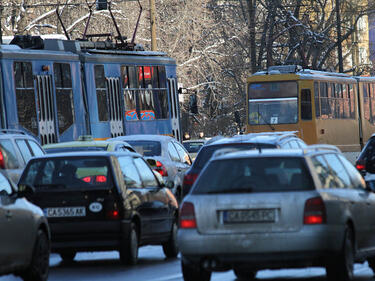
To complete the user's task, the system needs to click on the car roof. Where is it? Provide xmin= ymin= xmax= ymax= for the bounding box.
xmin=0 ymin=129 xmax=39 ymax=140
xmin=110 ymin=134 xmax=176 ymax=142
xmin=212 ymin=145 xmax=340 ymax=161
xmin=206 ymin=132 xmax=300 ymax=147
xmin=29 ymin=150 xmax=141 ymax=159
xmin=43 ymin=140 xmax=133 ymax=149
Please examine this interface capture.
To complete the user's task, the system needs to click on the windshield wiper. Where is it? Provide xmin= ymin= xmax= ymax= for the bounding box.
xmin=257 ymin=110 xmax=275 ymax=131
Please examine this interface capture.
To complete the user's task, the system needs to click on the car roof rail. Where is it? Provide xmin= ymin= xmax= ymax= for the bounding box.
xmin=240 ymin=131 xmax=298 ymax=141
xmin=0 ymin=129 xmax=27 ymax=135
xmin=304 ymin=144 xmax=341 ymax=153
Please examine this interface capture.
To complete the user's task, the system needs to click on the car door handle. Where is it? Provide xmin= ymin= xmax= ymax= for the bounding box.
xmin=6 ymin=211 xmax=12 ymax=219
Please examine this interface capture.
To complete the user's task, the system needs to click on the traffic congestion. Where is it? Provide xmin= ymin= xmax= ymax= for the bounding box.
xmin=2 ymin=130 xmax=375 ymax=281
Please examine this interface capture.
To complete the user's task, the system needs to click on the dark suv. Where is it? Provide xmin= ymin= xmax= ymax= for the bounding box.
xmin=356 ymin=134 xmax=375 ymax=181
xmin=18 ymin=151 xmax=179 ymax=264
xmin=182 ymin=132 xmax=306 ymax=197
xmin=0 ymin=129 xmax=45 ymax=183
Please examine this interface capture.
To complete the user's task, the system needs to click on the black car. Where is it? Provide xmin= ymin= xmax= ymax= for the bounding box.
xmin=182 ymin=132 xmax=307 ymax=197
xmin=18 ymin=151 xmax=179 ymax=264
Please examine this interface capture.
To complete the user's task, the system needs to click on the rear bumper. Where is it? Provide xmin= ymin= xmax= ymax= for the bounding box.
xmin=178 ymin=225 xmax=344 ymax=269
xmin=50 ymin=220 xmax=131 ymax=252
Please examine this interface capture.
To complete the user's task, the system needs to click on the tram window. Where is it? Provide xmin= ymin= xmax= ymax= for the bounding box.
xmin=128 ymin=66 xmax=138 ymax=89
xmin=137 ymin=66 xmax=144 ymax=88
xmin=349 ymin=84 xmax=355 ymax=118
xmin=139 ymin=90 xmax=155 ymax=120
xmin=124 ymin=90 xmax=138 ymax=121
xmin=320 ymin=82 xmax=330 ymax=118
xmin=314 ymin=82 xmax=320 ymax=118
xmin=94 ymin=65 xmax=109 ymax=122
xmin=121 ymin=66 xmax=129 ymax=88
xmin=152 ymin=67 xmax=159 ymax=88
xmin=363 ymin=83 xmax=371 ymax=121
xmin=155 ymin=90 xmax=169 ymax=119
xmin=143 ymin=66 xmax=152 ymax=89
xmin=14 ymin=62 xmax=38 ymax=136
xmin=54 ymin=63 xmax=74 ymax=134
xmin=301 ymin=89 xmax=312 ymax=120
xmin=158 ymin=66 xmax=167 ymax=88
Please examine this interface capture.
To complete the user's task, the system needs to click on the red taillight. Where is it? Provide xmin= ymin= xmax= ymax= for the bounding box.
xmin=107 ymin=209 xmax=120 ymax=220
xmin=183 ymin=173 xmax=198 ymax=187
xmin=179 ymin=202 xmax=197 ymax=229
xmin=304 ymin=197 xmax=326 ymax=225
xmin=154 ymin=161 xmax=168 ymax=177
xmin=82 ymin=176 xmax=92 ymax=183
xmin=0 ymin=150 xmax=4 ymax=169
xmin=356 ymin=163 xmax=366 ymax=171
xmin=96 ymin=175 xmax=107 ymax=183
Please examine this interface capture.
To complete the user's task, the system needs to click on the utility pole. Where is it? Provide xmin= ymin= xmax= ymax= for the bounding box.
xmin=149 ymin=0 xmax=157 ymax=51
xmin=335 ymin=0 xmax=344 ymax=72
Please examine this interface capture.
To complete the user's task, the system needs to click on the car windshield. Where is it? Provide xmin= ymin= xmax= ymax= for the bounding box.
xmin=194 ymin=143 xmax=276 ymax=169
xmin=45 ymin=146 xmax=106 ymax=153
xmin=125 ymin=141 xmax=161 ymax=156
xmin=19 ymin=157 xmax=112 ymax=190
xmin=183 ymin=141 xmax=205 ymax=153
xmin=192 ymin=157 xmax=314 ymax=194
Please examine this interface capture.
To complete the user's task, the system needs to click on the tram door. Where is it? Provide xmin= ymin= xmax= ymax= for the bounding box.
xmin=35 ymin=75 xmax=57 ymax=145
xmin=106 ymin=77 xmax=124 ymax=138
xmin=168 ymin=78 xmax=181 ymax=142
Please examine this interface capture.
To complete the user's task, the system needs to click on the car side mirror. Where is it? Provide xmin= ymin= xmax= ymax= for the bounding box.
xmin=17 ymin=184 xmax=35 ymax=198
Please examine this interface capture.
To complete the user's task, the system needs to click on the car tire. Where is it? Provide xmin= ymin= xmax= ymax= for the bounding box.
xmin=233 ymin=268 xmax=257 ymax=280
xmin=59 ymin=251 xmax=76 ymax=263
xmin=119 ymin=222 xmax=139 ymax=265
xmin=21 ymin=230 xmax=50 ymax=281
xmin=181 ymin=258 xmax=211 ymax=281
xmin=162 ymin=221 xmax=179 ymax=258
xmin=326 ymin=226 xmax=354 ymax=281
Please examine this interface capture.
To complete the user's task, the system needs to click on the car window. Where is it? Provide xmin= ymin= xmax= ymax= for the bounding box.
xmin=168 ymin=142 xmax=180 ymax=162
xmin=193 ymin=157 xmax=314 ymax=194
xmin=16 ymin=139 xmax=33 ymax=163
xmin=338 ymin=154 xmax=366 ymax=189
xmin=0 ymin=139 xmax=20 ymax=169
xmin=324 ymin=154 xmax=353 ymax=189
xmin=133 ymin=158 xmax=158 ymax=187
xmin=126 ymin=141 xmax=161 ymax=156
xmin=312 ymin=155 xmax=346 ymax=189
xmin=0 ymin=173 xmax=13 ymax=195
xmin=173 ymin=142 xmax=192 ymax=165
xmin=183 ymin=141 xmax=204 ymax=153
xmin=117 ymin=156 xmax=142 ymax=188
xmin=28 ymin=140 xmax=45 ymax=157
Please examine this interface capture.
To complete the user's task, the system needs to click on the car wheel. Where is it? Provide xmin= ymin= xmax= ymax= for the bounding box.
xmin=59 ymin=251 xmax=76 ymax=263
xmin=162 ymin=221 xmax=179 ymax=258
xmin=181 ymin=258 xmax=211 ymax=281
xmin=233 ymin=268 xmax=257 ymax=280
xmin=119 ymin=222 xmax=139 ymax=265
xmin=21 ymin=230 xmax=50 ymax=281
xmin=326 ymin=226 xmax=354 ymax=281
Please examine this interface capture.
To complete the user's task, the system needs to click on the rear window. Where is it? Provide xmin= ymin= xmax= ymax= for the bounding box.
xmin=192 ymin=157 xmax=314 ymax=194
xmin=126 ymin=141 xmax=161 ymax=156
xmin=20 ymin=157 xmax=112 ymax=190
xmin=193 ymin=143 xmax=276 ymax=169
xmin=45 ymin=146 xmax=106 ymax=153
xmin=183 ymin=141 xmax=205 ymax=153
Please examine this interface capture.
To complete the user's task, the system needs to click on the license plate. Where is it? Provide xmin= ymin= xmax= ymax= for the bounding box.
xmin=223 ymin=209 xmax=276 ymax=223
xmin=44 ymin=207 xmax=86 ymax=218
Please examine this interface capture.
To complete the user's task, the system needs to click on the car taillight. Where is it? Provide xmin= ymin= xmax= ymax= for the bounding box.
xmin=154 ymin=161 xmax=168 ymax=177
xmin=107 ymin=209 xmax=120 ymax=220
xmin=183 ymin=173 xmax=198 ymax=187
xmin=304 ymin=197 xmax=326 ymax=224
xmin=0 ymin=150 xmax=4 ymax=169
xmin=356 ymin=161 xmax=366 ymax=171
xmin=82 ymin=176 xmax=92 ymax=183
xmin=95 ymin=175 xmax=107 ymax=183
xmin=179 ymin=202 xmax=197 ymax=229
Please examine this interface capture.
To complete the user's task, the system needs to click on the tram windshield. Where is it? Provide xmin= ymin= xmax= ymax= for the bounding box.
xmin=248 ymin=81 xmax=298 ymax=125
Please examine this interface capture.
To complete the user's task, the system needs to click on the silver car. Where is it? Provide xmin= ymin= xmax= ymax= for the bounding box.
xmin=178 ymin=146 xmax=375 ymax=281
xmin=0 ymin=170 xmax=50 ymax=281
xmin=110 ymin=135 xmax=192 ymax=202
